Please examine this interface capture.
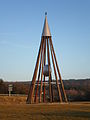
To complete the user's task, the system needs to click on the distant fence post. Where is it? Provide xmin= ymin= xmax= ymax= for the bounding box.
xmin=8 ymin=84 xmax=13 ymax=96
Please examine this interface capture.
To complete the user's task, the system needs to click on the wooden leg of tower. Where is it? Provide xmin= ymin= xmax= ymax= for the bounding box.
xmin=31 ymin=38 xmax=43 ymax=103
xmin=50 ymin=75 xmax=53 ymax=102
xmin=43 ymin=76 xmax=45 ymax=102
xmin=26 ymin=38 xmax=44 ymax=104
xmin=43 ymin=39 xmax=46 ymax=103
xmin=34 ymin=59 xmax=41 ymax=103
xmin=49 ymin=38 xmax=62 ymax=102
xmin=31 ymin=38 xmax=44 ymax=103
xmin=50 ymin=38 xmax=67 ymax=102
xmin=40 ymin=39 xmax=45 ymax=103
xmin=39 ymin=65 xmax=43 ymax=103
xmin=47 ymin=37 xmax=52 ymax=102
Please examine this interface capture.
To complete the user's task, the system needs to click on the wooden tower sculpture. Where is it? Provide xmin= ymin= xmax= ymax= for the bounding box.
xmin=27 ymin=13 xmax=67 ymax=104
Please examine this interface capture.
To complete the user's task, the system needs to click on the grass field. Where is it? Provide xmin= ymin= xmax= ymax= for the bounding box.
xmin=0 ymin=96 xmax=90 ymax=120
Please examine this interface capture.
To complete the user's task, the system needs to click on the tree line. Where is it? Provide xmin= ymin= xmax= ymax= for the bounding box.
xmin=0 ymin=78 xmax=90 ymax=101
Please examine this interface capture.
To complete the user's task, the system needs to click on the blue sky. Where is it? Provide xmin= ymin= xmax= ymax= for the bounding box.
xmin=0 ymin=0 xmax=90 ymax=81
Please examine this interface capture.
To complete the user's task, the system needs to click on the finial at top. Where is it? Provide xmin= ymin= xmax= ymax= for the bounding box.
xmin=45 ymin=12 xmax=47 ymax=16
xmin=42 ymin=12 xmax=51 ymax=37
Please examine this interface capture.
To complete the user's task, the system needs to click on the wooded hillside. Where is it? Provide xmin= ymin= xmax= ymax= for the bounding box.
xmin=0 ymin=79 xmax=90 ymax=101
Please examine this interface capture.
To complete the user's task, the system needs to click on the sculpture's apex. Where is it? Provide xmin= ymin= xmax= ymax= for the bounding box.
xmin=42 ymin=13 xmax=51 ymax=37
xmin=45 ymin=12 xmax=47 ymax=16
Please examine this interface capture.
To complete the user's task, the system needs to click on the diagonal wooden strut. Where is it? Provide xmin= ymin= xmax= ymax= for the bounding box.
xmin=49 ymin=38 xmax=67 ymax=102
xmin=26 ymin=38 xmax=44 ymax=104
xmin=43 ymin=38 xmax=46 ymax=102
xmin=40 ymin=38 xmax=45 ymax=103
xmin=49 ymin=37 xmax=62 ymax=102
xmin=47 ymin=37 xmax=53 ymax=102
xmin=34 ymin=58 xmax=41 ymax=103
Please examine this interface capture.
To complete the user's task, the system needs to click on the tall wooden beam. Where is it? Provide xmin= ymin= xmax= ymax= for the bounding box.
xmin=34 ymin=58 xmax=41 ymax=103
xmin=43 ymin=38 xmax=46 ymax=103
xmin=49 ymin=38 xmax=62 ymax=102
xmin=50 ymin=38 xmax=67 ymax=102
xmin=40 ymin=38 xmax=45 ymax=103
xmin=26 ymin=38 xmax=44 ymax=104
xmin=47 ymin=37 xmax=52 ymax=102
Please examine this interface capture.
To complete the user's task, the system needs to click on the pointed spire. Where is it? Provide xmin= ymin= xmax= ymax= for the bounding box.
xmin=42 ymin=12 xmax=51 ymax=37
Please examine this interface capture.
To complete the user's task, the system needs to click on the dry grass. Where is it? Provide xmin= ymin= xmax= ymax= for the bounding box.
xmin=0 ymin=96 xmax=90 ymax=120
xmin=0 ymin=95 xmax=27 ymax=104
